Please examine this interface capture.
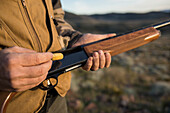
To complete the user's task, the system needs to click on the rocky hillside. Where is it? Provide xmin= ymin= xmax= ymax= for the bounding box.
xmin=65 ymin=11 xmax=170 ymax=113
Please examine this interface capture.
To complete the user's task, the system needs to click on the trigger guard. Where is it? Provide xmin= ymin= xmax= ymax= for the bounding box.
xmin=38 ymin=76 xmax=58 ymax=90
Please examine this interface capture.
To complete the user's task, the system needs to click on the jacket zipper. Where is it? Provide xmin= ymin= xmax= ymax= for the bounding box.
xmin=22 ymin=0 xmax=42 ymax=52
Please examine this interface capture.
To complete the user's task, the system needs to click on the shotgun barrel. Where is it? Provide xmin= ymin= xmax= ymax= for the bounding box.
xmin=153 ymin=20 xmax=170 ymax=29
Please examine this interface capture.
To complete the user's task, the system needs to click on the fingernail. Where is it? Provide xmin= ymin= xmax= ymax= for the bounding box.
xmin=93 ymin=52 xmax=97 ymax=57
xmin=98 ymin=50 xmax=103 ymax=55
xmin=89 ymin=57 xmax=93 ymax=61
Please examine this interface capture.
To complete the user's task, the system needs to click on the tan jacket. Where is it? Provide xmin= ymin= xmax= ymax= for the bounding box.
xmin=0 ymin=0 xmax=82 ymax=112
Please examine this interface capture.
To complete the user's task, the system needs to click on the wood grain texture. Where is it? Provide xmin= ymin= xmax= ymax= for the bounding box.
xmin=84 ymin=27 xmax=160 ymax=56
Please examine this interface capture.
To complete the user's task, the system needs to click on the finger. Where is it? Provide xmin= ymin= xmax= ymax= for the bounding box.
xmin=91 ymin=52 xmax=99 ymax=71
xmin=105 ymin=52 xmax=111 ymax=68
xmin=98 ymin=50 xmax=105 ymax=69
xmin=10 ymin=72 xmax=47 ymax=91
xmin=97 ymin=33 xmax=116 ymax=40
xmin=17 ymin=72 xmax=47 ymax=87
xmin=7 ymin=46 xmax=36 ymax=53
xmin=21 ymin=60 xmax=52 ymax=78
xmin=82 ymin=57 xmax=93 ymax=71
xmin=15 ymin=84 xmax=38 ymax=92
xmin=0 ymin=72 xmax=46 ymax=91
xmin=12 ymin=81 xmax=43 ymax=92
xmin=19 ymin=52 xmax=53 ymax=66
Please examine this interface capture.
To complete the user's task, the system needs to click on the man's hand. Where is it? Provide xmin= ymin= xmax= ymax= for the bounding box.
xmin=0 ymin=46 xmax=53 ymax=92
xmin=72 ymin=33 xmax=116 ymax=71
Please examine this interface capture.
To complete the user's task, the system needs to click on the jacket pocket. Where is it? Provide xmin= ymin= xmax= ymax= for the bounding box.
xmin=0 ymin=19 xmax=22 ymax=47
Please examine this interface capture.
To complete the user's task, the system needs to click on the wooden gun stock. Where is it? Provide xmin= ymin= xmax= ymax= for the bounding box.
xmin=0 ymin=20 xmax=169 ymax=113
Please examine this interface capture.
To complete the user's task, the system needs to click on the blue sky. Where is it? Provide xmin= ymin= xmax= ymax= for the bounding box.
xmin=61 ymin=0 xmax=170 ymax=14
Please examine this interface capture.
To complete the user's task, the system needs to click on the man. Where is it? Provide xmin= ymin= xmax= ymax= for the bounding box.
xmin=0 ymin=0 xmax=115 ymax=112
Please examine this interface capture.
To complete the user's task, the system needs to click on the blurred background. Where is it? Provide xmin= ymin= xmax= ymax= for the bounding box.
xmin=62 ymin=0 xmax=170 ymax=113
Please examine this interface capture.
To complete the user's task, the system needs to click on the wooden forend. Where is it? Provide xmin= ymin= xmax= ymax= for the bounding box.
xmin=84 ymin=27 xmax=160 ymax=57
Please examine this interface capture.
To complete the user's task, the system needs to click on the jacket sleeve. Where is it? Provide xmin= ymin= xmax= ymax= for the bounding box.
xmin=52 ymin=0 xmax=83 ymax=48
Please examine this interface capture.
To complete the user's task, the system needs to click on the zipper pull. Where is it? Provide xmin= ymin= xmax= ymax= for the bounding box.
xmin=22 ymin=0 xmax=26 ymax=8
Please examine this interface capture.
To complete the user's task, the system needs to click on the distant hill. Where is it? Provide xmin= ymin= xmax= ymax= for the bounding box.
xmin=90 ymin=12 xmax=170 ymax=21
xmin=162 ymin=9 xmax=170 ymax=13
xmin=65 ymin=11 xmax=170 ymax=34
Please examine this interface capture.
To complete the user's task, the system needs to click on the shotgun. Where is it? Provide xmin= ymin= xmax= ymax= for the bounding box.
xmin=39 ymin=20 xmax=170 ymax=90
xmin=0 ymin=20 xmax=170 ymax=113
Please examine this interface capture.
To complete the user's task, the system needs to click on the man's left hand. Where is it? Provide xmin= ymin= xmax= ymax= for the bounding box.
xmin=72 ymin=33 xmax=116 ymax=71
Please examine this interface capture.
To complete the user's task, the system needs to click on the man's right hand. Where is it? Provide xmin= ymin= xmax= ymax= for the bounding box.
xmin=0 ymin=46 xmax=53 ymax=92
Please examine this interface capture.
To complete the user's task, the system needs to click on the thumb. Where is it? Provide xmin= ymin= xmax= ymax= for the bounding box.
xmin=106 ymin=33 xmax=116 ymax=37
xmin=98 ymin=33 xmax=116 ymax=40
